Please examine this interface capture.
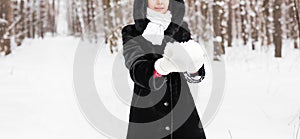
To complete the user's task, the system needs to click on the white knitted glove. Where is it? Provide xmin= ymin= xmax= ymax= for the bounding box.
xmin=154 ymin=42 xmax=191 ymax=75
xmin=179 ymin=40 xmax=205 ymax=73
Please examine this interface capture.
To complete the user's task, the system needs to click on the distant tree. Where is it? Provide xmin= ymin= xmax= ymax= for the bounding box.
xmin=33 ymin=0 xmax=38 ymax=38
xmin=213 ymin=0 xmax=223 ymax=60
xmin=286 ymin=0 xmax=299 ymax=48
xmin=227 ymin=0 xmax=233 ymax=47
xmin=274 ymin=0 xmax=282 ymax=57
xmin=0 ymin=0 xmax=12 ymax=24
xmin=232 ymin=0 xmax=241 ymax=40
xmin=0 ymin=0 xmax=12 ymax=55
xmin=200 ymin=0 xmax=213 ymax=42
xmin=292 ymin=0 xmax=300 ymax=48
xmin=250 ymin=0 xmax=259 ymax=50
xmin=220 ymin=1 xmax=227 ymax=53
xmin=240 ymin=0 xmax=248 ymax=45
xmin=48 ymin=0 xmax=57 ymax=36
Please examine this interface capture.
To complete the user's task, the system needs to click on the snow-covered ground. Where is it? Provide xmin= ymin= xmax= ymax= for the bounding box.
xmin=0 ymin=36 xmax=300 ymax=139
xmin=0 ymin=37 xmax=105 ymax=138
xmin=207 ymin=40 xmax=300 ymax=139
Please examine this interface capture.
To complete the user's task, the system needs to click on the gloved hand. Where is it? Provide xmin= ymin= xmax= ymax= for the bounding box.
xmin=179 ymin=40 xmax=205 ymax=73
xmin=154 ymin=42 xmax=191 ymax=75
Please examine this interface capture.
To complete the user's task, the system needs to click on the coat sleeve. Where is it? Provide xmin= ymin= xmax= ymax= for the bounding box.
xmin=183 ymin=64 xmax=206 ymax=83
xmin=122 ymin=25 xmax=167 ymax=92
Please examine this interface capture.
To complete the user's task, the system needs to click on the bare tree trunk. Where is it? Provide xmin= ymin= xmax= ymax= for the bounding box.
xmin=263 ymin=0 xmax=272 ymax=46
xmin=27 ymin=0 xmax=32 ymax=38
xmin=32 ymin=0 xmax=37 ymax=38
xmin=233 ymin=2 xmax=240 ymax=40
xmin=240 ymin=1 xmax=247 ymax=45
xmin=213 ymin=0 xmax=223 ymax=60
xmin=274 ymin=0 xmax=282 ymax=57
xmin=200 ymin=0 xmax=211 ymax=41
xmin=19 ymin=0 xmax=25 ymax=45
xmin=39 ymin=0 xmax=46 ymax=38
xmin=250 ymin=0 xmax=259 ymax=50
xmin=293 ymin=0 xmax=300 ymax=48
xmin=227 ymin=0 xmax=233 ymax=47
xmin=220 ymin=3 xmax=226 ymax=54
xmin=52 ymin=0 xmax=56 ymax=36
xmin=0 ymin=0 xmax=12 ymax=55
xmin=289 ymin=0 xmax=299 ymax=48
xmin=87 ymin=0 xmax=91 ymax=31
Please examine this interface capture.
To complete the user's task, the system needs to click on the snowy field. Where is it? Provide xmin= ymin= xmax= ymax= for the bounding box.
xmin=0 ymin=36 xmax=300 ymax=139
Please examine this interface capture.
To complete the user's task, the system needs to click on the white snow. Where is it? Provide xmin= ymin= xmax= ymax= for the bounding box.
xmin=0 ymin=37 xmax=105 ymax=138
xmin=0 ymin=18 xmax=8 ymax=24
xmin=0 ymin=37 xmax=300 ymax=139
xmin=205 ymin=40 xmax=300 ymax=139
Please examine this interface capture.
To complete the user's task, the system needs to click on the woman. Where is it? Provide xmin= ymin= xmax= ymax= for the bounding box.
xmin=122 ymin=0 xmax=206 ymax=138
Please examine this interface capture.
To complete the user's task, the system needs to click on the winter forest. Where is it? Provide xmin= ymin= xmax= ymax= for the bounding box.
xmin=1 ymin=0 xmax=300 ymax=139
xmin=0 ymin=0 xmax=299 ymax=58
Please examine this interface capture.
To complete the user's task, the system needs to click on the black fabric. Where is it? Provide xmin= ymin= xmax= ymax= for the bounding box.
xmin=122 ymin=0 xmax=206 ymax=138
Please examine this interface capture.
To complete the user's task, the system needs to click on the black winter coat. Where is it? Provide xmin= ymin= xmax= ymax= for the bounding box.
xmin=122 ymin=20 xmax=207 ymax=139
xmin=122 ymin=0 xmax=206 ymax=139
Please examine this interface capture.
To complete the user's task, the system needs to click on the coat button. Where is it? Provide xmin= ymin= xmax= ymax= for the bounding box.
xmin=165 ymin=126 xmax=170 ymax=131
xmin=163 ymin=102 xmax=169 ymax=106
